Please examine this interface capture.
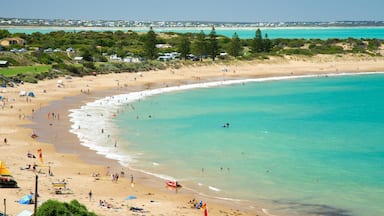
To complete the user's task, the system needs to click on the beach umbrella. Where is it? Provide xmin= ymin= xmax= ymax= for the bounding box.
xmin=18 ymin=194 xmax=33 ymax=205
xmin=125 ymin=195 xmax=137 ymax=200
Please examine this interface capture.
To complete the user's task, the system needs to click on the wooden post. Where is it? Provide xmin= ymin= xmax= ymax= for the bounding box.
xmin=34 ymin=175 xmax=38 ymax=215
xmin=3 ymin=198 xmax=6 ymax=216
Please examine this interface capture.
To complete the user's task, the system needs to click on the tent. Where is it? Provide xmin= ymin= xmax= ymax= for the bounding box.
xmin=57 ymin=80 xmax=64 ymax=87
xmin=17 ymin=210 xmax=33 ymax=216
xmin=18 ymin=194 xmax=33 ymax=205
xmin=0 ymin=161 xmax=11 ymax=176
xmin=0 ymin=161 xmax=18 ymax=188
xmin=19 ymin=91 xmax=26 ymax=96
xmin=27 ymin=92 xmax=35 ymax=97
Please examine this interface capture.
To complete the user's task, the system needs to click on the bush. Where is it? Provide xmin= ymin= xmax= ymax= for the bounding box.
xmin=282 ymin=48 xmax=314 ymax=56
xmin=83 ymin=62 xmax=96 ymax=70
xmin=21 ymin=74 xmax=39 ymax=83
xmin=36 ymin=199 xmax=96 ymax=216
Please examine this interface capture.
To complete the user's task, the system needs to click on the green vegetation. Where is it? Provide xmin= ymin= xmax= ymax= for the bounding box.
xmin=144 ymin=27 xmax=157 ymax=60
xmin=0 ymin=65 xmax=52 ymax=76
xmin=208 ymin=26 xmax=219 ymax=61
xmin=36 ymin=199 xmax=96 ymax=216
xmin=0 ymin=28 xmax=383 ymax=84
xmin=229 ymin=32 xmax=242 ymax=57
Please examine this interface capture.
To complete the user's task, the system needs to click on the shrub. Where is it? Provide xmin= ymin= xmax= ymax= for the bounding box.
xmin=36 ymin=199 xmax=96 ymax=216
xmin=22 ymin=74 xmax=39 ymax=83
xmin=83 ymin=62 xmax=96 ymax=70
xmin=282 ymin=48 xmax=314 ymax=56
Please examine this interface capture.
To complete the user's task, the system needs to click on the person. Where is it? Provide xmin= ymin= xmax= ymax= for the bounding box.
xmin=4 ymin=137 xmax=7 ymax=144
xmin=88 ymin=190 xmax=92 ymax=201
xmin=27 ymin=151 xmax=34 ymax=158
xmin=48 ymin=166 xmax=53 ymax=176
xmin=130 ymin=174 xmax=135 ymax=187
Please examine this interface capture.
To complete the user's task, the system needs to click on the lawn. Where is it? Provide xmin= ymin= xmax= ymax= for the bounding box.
xmin=0 ymin=65 xmax=52 ymax=76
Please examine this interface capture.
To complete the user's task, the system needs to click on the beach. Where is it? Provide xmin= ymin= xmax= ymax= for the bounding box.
xmin=1 ymin=54 xmax=384 ymax=216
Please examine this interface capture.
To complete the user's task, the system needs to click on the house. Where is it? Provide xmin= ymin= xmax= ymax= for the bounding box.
xmin=74 ymin=56 xmax=83 ymax=61
xmin=109 ymin=54 xmax=122 ymax=62
xmin=0 ymin=37 xmax=26 ymax=47
xmin=156 ymin=44 xmax=172 ymax=49
xmin=157 ymin=52 xmax=180 ymax=61
xmin=123 ymin=57 xmax=141 ymax=63
xmin=44 ymin=48 xmax=53 ymax=53
xmin=0 ymin=60 xmax=8 ymax=67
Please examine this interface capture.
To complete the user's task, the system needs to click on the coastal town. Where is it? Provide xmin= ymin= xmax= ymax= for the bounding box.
xmin=1 ymin=17 xmax=384 ymax=28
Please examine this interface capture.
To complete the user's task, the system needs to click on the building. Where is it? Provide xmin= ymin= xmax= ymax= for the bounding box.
xmin=73 ymin=56 xmax=83 ymax=62
xmin=0 ymin=60 xmax=8 ymax=67
xmin=0 ymin=37 xmax=26 ymax=47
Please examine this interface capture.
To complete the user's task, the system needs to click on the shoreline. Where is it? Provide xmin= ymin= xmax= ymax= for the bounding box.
xmin=1 ymin=55 xmax=384 ymax=215
xmin=68 ymin=71 xmax=384 ymax=167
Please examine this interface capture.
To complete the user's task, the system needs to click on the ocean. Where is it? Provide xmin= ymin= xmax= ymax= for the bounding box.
xmin=3 ymin=26 xmax=384 ymax=39
xmin=69 ymin=73 xmax=384 ymax=216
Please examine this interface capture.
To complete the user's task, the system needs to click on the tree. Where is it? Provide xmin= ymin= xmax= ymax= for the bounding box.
xmin=252 ymin=28 xmax=263 ymax=53
xmin=208 ymin=26 xmax=219 ymax=61
xmin=229 ymin=32 xmax=242 ymax=57
xmin=0 ymin=29 xmax=10 ymax=39
xmin=144 ymin=27 xmax=157 ymax=60
xmin=193 ymin=31 xmax=207 ymax=61
xmin=178 ymin=34 xmax=191 ymax=60
xmin=263 ymin=33 xmax=272 ymax=52
xmin=81 ymin=47 xmax=94 ymax=62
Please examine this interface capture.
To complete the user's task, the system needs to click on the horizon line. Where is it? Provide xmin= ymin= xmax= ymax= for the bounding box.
xmin=1 ymin=17 xmax=384 ymax=24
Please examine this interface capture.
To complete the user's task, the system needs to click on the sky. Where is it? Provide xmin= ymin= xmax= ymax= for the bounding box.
xmin=3 ymin=0 xmax=383 ymax=22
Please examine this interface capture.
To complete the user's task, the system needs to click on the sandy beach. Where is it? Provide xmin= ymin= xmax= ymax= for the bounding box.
xmin=1 ymin=54 xmax=384 ymax=216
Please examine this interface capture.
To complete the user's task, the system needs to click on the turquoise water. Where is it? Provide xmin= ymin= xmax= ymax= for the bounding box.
xmin=3 ymin=27 xmax=384 ymax=39
xmin=112 ymin=74 xmax=384 ymax=216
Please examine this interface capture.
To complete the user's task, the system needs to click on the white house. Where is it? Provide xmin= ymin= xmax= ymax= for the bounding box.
xmin=123 ymin=57 xmax=141 ymax=63
xmin=109 ymin=54 xmax=122 ymax=62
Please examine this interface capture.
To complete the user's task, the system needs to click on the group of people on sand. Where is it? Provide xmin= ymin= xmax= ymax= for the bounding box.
xmin=27 ymin=151 xmax=36 ymax=158
xmin=189 ymin=198 xmax=207 ymax=210
xmin=47 ymin=111 xmax=60 ymax=120
xmin=111 ymin=173 xmax=120 ymax=182
xmin=22 ymin=163 xmax=38 ymax=172
xmin=99 ymin=200 xmax=114 ymax=209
